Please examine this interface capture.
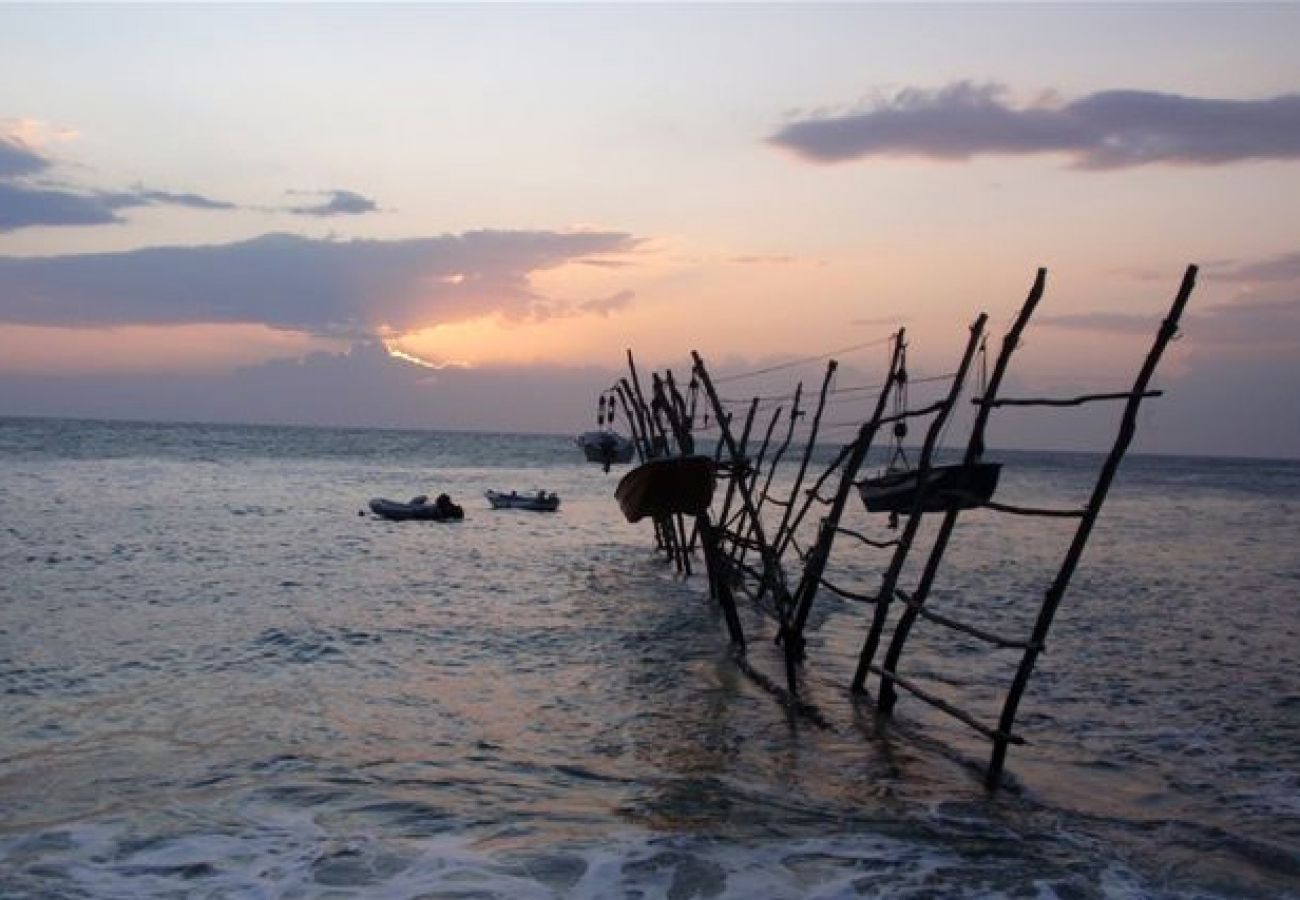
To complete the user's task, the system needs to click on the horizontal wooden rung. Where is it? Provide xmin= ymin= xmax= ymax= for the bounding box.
xmin=832 ymin=525 xmax=900 ymax=549
xmin=817 ymin=577 xmax=877 ymax=604
xmin=870 ymin=665 xmax=1025 ymax=746
xmin=973 ymin=390 xmax=1162 ymax=408
xmin=975 ymin=498 xmax=1086 ymax=518
xmin=916 ymin=607 xmax=1036 ymax=650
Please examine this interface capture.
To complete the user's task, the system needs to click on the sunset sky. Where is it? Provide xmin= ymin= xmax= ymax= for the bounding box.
xmin=2 ymin=4 xmax=1298 ymax=457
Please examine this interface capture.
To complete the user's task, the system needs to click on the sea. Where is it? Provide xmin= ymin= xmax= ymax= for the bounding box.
xmin=1 ymin=416 xmax=1297 ymax=899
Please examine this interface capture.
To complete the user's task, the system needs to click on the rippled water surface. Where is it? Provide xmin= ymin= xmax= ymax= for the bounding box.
xmin=1 ymin=417 xmax=1297 ymax=898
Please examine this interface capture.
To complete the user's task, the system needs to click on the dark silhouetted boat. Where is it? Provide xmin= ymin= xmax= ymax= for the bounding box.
xmin=576 ymin=430 xmax=635 ymax=469
xmin=369 ymin=494 xmax=464 ymax=521
xmin=615 ymin=455 xmax=716 ymax=523
xmin=859 ymin=462 xmax=1002 ymax=514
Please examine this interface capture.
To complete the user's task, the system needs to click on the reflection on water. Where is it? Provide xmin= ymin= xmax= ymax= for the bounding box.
xmin=1 ymin=418 xmax=1298 ymax=897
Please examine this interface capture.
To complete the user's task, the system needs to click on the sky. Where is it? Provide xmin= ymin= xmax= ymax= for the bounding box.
xmin=1 ymin=3 xmax=1298 ymax=457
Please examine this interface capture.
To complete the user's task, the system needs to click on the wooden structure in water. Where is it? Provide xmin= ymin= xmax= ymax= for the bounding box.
xmin=606 ymin=266 xmax=1198 ymax=789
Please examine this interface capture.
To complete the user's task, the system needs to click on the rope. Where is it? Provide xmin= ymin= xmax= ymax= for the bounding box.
xmin=711 ymin=334 xmax=894 ymax=385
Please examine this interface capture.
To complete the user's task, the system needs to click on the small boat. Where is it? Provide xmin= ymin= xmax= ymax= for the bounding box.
xmin=859 ymin=462 xmax=1002 ymax=514
xmin=615 ymin=455 xmax=716 ymax=523
xmin=485 ymin=490 xmax=561 ymax=512
xmin=576 ymin=430 xmax=635 ymax=470
xmin=369 ymin=494 xmax=464 ymax=522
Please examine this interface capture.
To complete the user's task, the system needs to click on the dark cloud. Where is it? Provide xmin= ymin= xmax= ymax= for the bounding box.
xmin=0 ymin=184 xmax=238 ymax=232
xmin=0 ymin=130 xmax=237 ymax=231
xmin=289 ymin=189 xmax=378 ymax=217
xmin=0 ymin=135 xmax=50 ymax=179
xmin=0 ymin=183 xmax=123 ymax=230
xmin=769 ymin=82 xmax=1300 ymax=169
xmin=103 ymin=188 xmax=238 ymax=212
xmin=0 ymin=229 xmax=641 ymax=334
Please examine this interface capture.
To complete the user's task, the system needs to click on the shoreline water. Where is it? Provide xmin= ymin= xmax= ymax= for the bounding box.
xmin=2 ymin=418 xmax=1297 ymax=897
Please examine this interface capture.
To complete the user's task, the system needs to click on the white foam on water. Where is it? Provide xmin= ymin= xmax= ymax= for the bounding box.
xmin=2 ymin=815 xmax=1175 ymax=900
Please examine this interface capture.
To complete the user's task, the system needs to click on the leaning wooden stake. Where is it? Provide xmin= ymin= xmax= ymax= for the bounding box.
xmin=874 ymin=270 xmax=1046 ymax=708
xmin=783 ymin=331 xmax=908 ymax=668
xmin=773 ymin=362 xmax=837 ymax=563
xmin=692 ymin=352 xmax=793 ymax=633
xmin=849 ymin=313 xmax=990 ymax=692
xmin=983 ymin=264 xmax=1197 ymax=788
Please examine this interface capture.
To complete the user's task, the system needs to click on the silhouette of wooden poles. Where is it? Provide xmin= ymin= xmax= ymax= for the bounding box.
xmin=980 ymin=264 xmax=1198 ymax=787
xmin=712 ymin=397 xmax=760 ymax=560
xmin=866 ymin=270 xmax=1047 ymax=703
xmin=781 ymin=330 xmax=909 ymax=672
xmin=732 ymin=384 xmax=803 ymax=574
xmin=826 ymin=313 xmax=990 ymax=694
xmin=772 ymin=362 xmax=838 ymax=565
xmin=607 ymin=266 xmax=1196 ymax=789
xmin=726 ymin=403 xmax=784 ymax=565
xmin=843 ymin=267 xmax=1197 ymax=790
xmin=692 ymin=351 xmax=794 ymax=653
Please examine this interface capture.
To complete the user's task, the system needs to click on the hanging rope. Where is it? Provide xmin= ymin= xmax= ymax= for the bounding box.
xmin=888 ymin=340 xmax=910 ymax=471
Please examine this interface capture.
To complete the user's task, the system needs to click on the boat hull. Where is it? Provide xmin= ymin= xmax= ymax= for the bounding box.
xmin=615 ymin=455 xmax=716 ymax=523
xmin=369 ymin=498 xmax=464 ymax=521
xmin=859 ymin=462 xmax=1002 ymax=514
xmin=485 ymin=491 xmax=561 ymax=512
xmin=576 ymin=431 xmax=635 ymax=465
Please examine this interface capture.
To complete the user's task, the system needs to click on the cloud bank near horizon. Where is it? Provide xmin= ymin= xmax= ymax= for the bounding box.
xmin=769 ymin=83 xmax=1300 ymax=169
xmin=0 ymin=229 xmax=642 ymax=336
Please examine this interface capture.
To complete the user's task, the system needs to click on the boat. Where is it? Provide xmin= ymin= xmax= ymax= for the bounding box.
xmin=576 ymin=430 xmax=635 ymax=470
xmin=369 ymin=494 xmax=464 ymax=522
xmin=859 ymin=462 xmax=1002 ymax=514
xmin=615 ymin=455 xmax=716 ymax=523
xmin=485 ymin=489 xmax=561 ymax=512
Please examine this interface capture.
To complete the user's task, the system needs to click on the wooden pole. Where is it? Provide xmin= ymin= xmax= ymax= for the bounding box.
xmin=773 ymin=361 xmax=838 ymax=563
xmin=692 ymin=353 xmax=791 ymax=611
xmin=785 ymin=332 xmax=908 ymax=664
xmin=850 ymin=313 xmax=989 ymax=693
xmin=984 ymin=264 xmax=1197 ymax=788
xmin=876 ymin=270 xmax=1046 ymax=710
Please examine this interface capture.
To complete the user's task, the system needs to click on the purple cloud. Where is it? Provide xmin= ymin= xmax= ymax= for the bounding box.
xmin=0 ymin=183 xmax=123 ymax=230
xmin=0 ymin=229 xmax=641 ymax=335
xmin=0 ymin=184 xmax=239 ymax=233
xmin=289 ymin=189 xmax=379 ymax=217
xmin=0 ymin=135 xmax=50 ymax=180
xmin=769 ymin=83 xmax=1300 ymax=169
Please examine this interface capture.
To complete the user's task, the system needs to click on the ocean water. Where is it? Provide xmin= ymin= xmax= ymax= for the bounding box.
xmin=1 ymin=416 xmax=1297 ymax=899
